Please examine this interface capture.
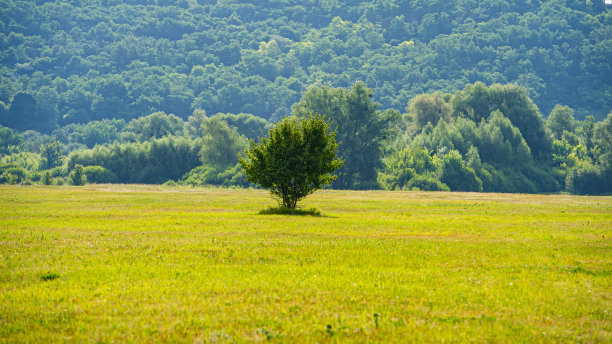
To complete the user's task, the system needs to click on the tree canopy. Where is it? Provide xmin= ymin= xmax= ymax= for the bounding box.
xmin=0 ymin=0 xmax=610 ymax=134
xmin=292 ymin=82 xmax=399 ymax=189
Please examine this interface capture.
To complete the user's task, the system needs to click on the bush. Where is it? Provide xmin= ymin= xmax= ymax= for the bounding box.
xmin=180 ymin=163 xmax=248 ymax=187
xmin=439 ymin=150 xmax=482 ymax=192
xmin=68 ymin=164 xmax=87 ymax=186
xmin=163 ymin=180 xmax=178 ymax=187
xmin=41 ymin=171 xmax=53 ymax=185
xmin=0 ymin=163 xmax=28 ymax=184
xmin=521 ymin=163 xmax=561 ymax=193
xmin=50 ymin=166 xmax=64 ymax=178
xmin=405 ymin=175 xmax=450 ymax=191
xmin=474 ymin=167 xmax=494 ymax=192
xmin=379 ymin=167 xmax=415 ymax=190
xmin=480 ymin=164 xmax=538 ymax=193
xmin=83 ymin=165 xmax=118 ymax=183
xmin=566 ymin=163 xmax=606 ymax=195
xmin=352 ymin=180 xmax=383 ymax=190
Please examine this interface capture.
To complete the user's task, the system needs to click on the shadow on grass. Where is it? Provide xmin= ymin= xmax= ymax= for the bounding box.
xmin=258 ymin=206 xmax=333 ymax=217
xmin=40 ymin=272 xmax=60 ymax=281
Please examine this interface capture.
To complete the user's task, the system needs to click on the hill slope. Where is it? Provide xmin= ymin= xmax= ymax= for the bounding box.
xmin=0 ymin=0 xmax=610 ymax=132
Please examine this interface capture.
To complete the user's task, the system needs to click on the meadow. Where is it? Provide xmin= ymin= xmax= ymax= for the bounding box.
xmin=0 ymin=185 xmax=610 ymax=343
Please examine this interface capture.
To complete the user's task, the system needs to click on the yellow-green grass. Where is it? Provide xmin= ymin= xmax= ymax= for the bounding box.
xmin=0 ymin=185 xmax=610 ymax=343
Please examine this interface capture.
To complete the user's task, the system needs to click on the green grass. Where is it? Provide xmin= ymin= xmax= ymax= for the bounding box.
xmin=0 ymin=185 xmax=610 ymax=343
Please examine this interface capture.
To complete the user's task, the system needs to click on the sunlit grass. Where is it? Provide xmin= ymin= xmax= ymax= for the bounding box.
xmin=0 ymin=185 xmax=610 ymax=343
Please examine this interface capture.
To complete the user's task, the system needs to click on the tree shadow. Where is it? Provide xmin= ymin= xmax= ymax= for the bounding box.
xmin=257 ymin=207 xmax=337 ymax=218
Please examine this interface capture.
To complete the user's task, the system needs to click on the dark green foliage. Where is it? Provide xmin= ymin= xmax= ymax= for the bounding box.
xmin=199 ymin=117 xmax=247 ymax=168
xmin=547 ymin=105 xmax=577 ymax=140
xmin=465 ymin=146 xmax=482 ymax=171
xmin=4 ymin=93 xmax=39 ymax=132
xmin=211 ymin=113 xmax=269 ymax=139
xmin=83 ymin=165 xmax=117 ymax=184
xmin=410 ymin=118 xmax=475 ymax=156
xmin=1 ymin=77 xmax=599 ymax=195
xmin=561 ymin=112 xmax=612 ymax=195
xmin=0 ymin=0 xmax=609 ymax=134
xmin=453 ymin=83 xmax=552 ymax=157
xmin=380 ymin=147 xmax=436 ymax=190
xmin=91 ymin=76 xmax=130 ymax=120
xmin=39 ymin=141 xmax=63 ymax=170
xmin=0 ymin=126 xmax=23 ymax=155
xmin=409 ymin=92 xmax=452 ymax=132
xmin=477 ymin=111 xmax=532 ymax=165
xmin=292 ymin=82 xmax=399 ymax=189
xmin=579 ymin=115 xmax=596 ymax=153
xmin=0 ymin=162 xmax=28 ymax=184
xmin=520 ymin=163 xmax=561 ymax=193
xmin=0 ymin=0 xmax=609 ymax=195
xmin=53 ymin=119 xmax=124 ymax=148
xmin=488 ymin=165 xmax=538 ymax=194
xmin=21 ymin=131 xmax=52 ymax=153
xmin=452 ymin=83 xmax=492 ymax=124
xmin=381 ymin=82 xmax=607 ymax=194
xmin=67 ymin=136 xmax=200 ymax=184
xmin=41 ymin=170 xmax=53 ymax=185
xmin=0 ymin=102 xmax=7 ymax=126
xmin=439 ymin=150 xmax=482 ymax=192
xmin=565 ymin=163 xmax=606 ymax=195
xmin=123 ymin=112 xmax=184 ymax=142
xmin=592 ymin=112 xmax=612 ymax=167
xmin=68 ymin=164 xmax=87 ymax=186
xmin=409 ymin=108 xmax=533 ymax=167
xmin=240 ymin=115 xmax=343 ymax=209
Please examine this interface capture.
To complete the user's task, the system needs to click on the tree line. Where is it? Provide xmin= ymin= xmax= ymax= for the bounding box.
xmin=0 ymin=0 xmax=610 ymax=136
xmin=1 ymin=82 xmax=611 ymax=195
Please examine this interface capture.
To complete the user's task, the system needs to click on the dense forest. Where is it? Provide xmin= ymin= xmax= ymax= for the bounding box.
xmin=0 ymin=0 xmax=611 ymax=194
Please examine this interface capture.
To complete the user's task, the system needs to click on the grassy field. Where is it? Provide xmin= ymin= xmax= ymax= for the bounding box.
xmin=0 ymin=185 xmax=610 ymax=343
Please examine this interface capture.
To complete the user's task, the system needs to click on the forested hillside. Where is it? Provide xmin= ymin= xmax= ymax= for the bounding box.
xmin=0 ymin=0 xmax=610 ymax=132
xmin=0 ymin=1 xmax=611 ymax=195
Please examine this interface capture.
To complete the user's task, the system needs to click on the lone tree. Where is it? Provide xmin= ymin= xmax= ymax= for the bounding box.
xmin=240 ymin=115 xmax=343 ymax=209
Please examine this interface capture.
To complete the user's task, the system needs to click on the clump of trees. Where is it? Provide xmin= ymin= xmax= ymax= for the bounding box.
xmin=380 ymin=82 xmax=611 ymax=195
xmin=1 ymin=81 xmax=610 ymax=196
xmin=0 ymin=110 xmax=262 ymax=187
